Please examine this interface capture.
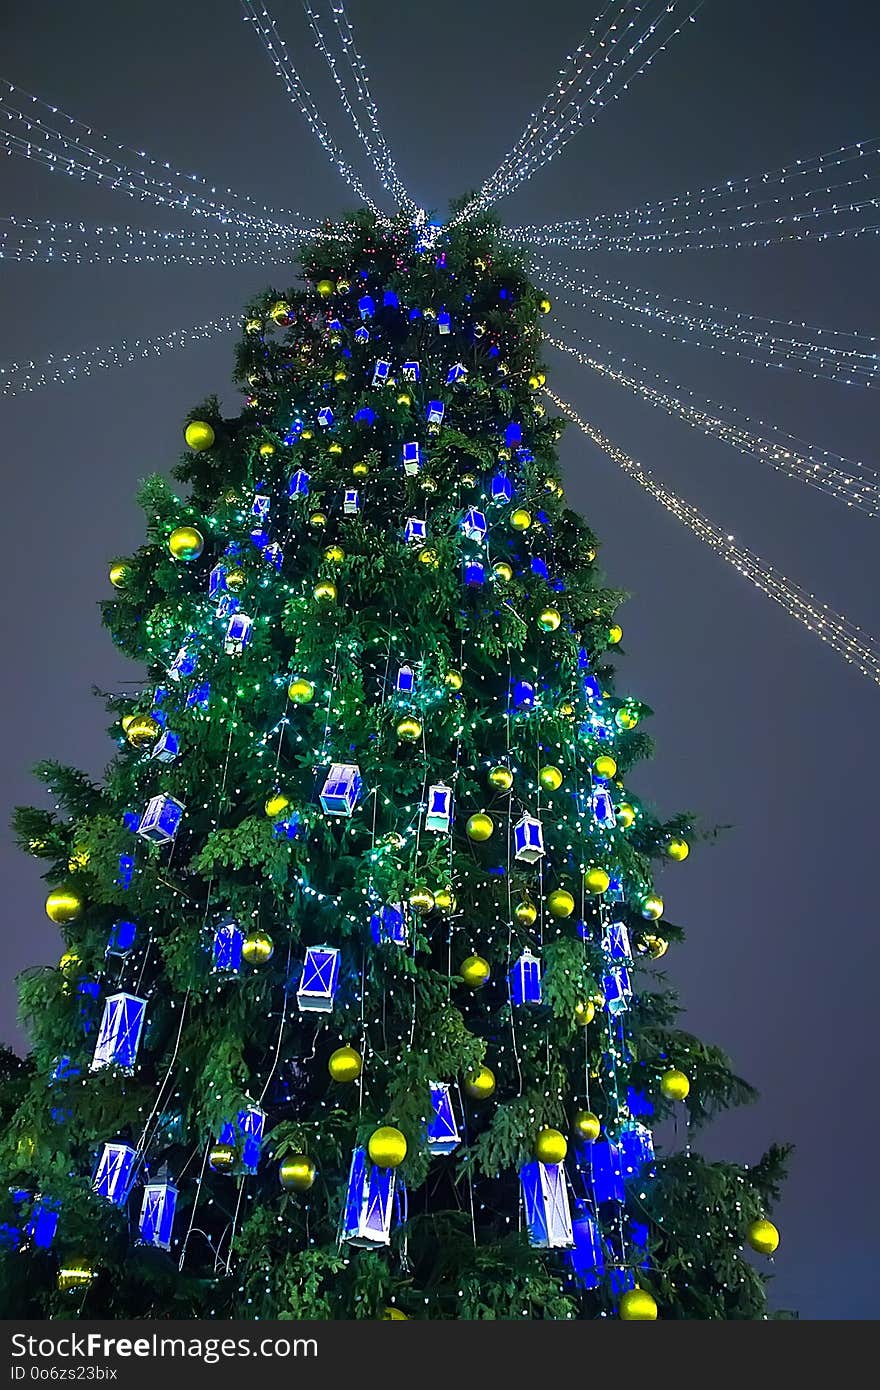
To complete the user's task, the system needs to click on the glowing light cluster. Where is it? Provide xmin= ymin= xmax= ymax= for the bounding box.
xmin=0 ymin=215 xmax=306 ymax=268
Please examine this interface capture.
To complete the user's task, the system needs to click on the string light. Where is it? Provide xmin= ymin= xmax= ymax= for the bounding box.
xmin=547 ymin=330 xmax=880 ymax=515
xmin=539 ymin=264 xmax=880 ymax=386
xmin=240 ymin=1 xmax=388 ymax=219
xmin=547 ymin=389 xmax=880 ymax=687
xmin=455 ymin=0 xmax=704 ymax=223
xmin=1 ymin=314 xmax=238 ymax=396
xmin=0 ymin=216 xmax=309 ymax=267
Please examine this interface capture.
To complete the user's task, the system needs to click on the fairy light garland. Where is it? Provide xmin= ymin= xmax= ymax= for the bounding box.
xmin=547 ymin=328 xmax=880 ymax=515
xmin=547 ymin=389 xmax=880 ymax=687
xmin=0 ymin=216 xmax=307 ymax=268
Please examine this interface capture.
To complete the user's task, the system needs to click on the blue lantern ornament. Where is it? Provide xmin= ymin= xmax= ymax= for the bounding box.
xmin=566 ymin=1202 xmax=605 ymax=1289
xmin=224 ymin=613 xmax=253 ymax=655
xmin=342 ymin=1146 xmax=405 ymax=1247
xmin=137 ymin=794 xmax=184 ymax=845
xmin=218 ymin=1107 xmax=264 ymax=1172
xmin=426 ymin=400 xmax=445 ymax=426
xmin=425 ymin=783 xmax=453 ymax=833
xmin=91 ymin=992 xmax=147 ymax=1071
xmin=619 ymin=1120 xmax=655 ymax=1178
xmin=343 ymin=488 xmax=360 ymax=515
xmin=461 ymin=508 xmax=487 ymax=541
xmin=602 ymin=967 xmax=632 ymax=1017
xmin=317 ymin=407 xmax=334 ymax=428
xmin=92 ymin=1142 xmax=137 ymax=1204
xmin=514 ymin=813 xmax=545 ymax=864
xmin=25 ymin=1200 xmax=59 ymax=1251
xmin=168 ymin=637 xmax=198 ymax=683
xmin=372 ymin=359 xmax=392 ymax=387
xmin=370 ymin=902 xmax=408 ymax=947
xmin=463 ymin=559 xmax=485 ymax=588
xmin=511 ymin=679 xmax=535 ymax=711
xmin=402 ymin=360 xmax=420 ymax=381
xmin=505 ymin=421 xmax=523 ymax=449
xmin=106 ymin=920 xmax=137 ymax=958
xmin=383 ymin=289 xmax=399 ymax=308
xmin=590 ymin=786 xmax=616 ymax=827
xmin=585 ymin=1138 xmax=625 ymax=1205
xmin=437 ymin=309 xmax=451 ymax=335
xmin=427 ymin=1082 xmax=461 ymax=1155
xmin=354 ymin=325 xmax=370 ymax=344
xmin=116 ymin=853 xmax=135 ymax=891
xmin=404 ymin=517 xmax=427 ymax=544
xmin=138 ymin=1182 xmax=177 ymax=1250
xmin=520 ymin=1160 xmax=574 ymax=1249
xmin=212 ymin=918 xmax=244 ymax=973
xmin=263 ymin=541 xmax=283 ymax=571
xmin=396 ymin=664 xmax=415 ymax=695
xmin=251 ymin=492 xmax=270 ymax=521
xmin=491 ymin=474 xmax=513 ymax=504
xmin=509 ymin=948 xmax=542 ymax=1006
xmin=150 ymin=728 xmax=179 ymax=764
xmin=186 ymin=680 xmax=211 ymax=710
xmin=296 ymin=945 xmax=341 ymax=1013
xmin=402 ymin=441 xmax=422 ymax=476
xmin=288 ymin=468 xmax=310 ymax=498
xmin=447 ymin=363 xmax=468 ymax=385
xmin=209 ymin=563 xmax=228 ymax=600
xmin=358 ymin=294 xmax=375 ymax=319
xmin=319 ymin=763 xmax=362 ymax=816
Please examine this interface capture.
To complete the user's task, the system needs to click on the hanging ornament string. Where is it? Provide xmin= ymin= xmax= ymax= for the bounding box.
xmin=546 ymin=389 xmax=880 ymax=688
xmin=546 ymin=330 xmax=880 ymax=515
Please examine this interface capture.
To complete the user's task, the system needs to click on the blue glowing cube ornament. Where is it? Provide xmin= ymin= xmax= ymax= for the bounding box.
xmin=427 ymin=1082 xmax=461 ymax=1155
xmin=437 ymin=309 xmax=451 ymax=335
xmin=402 ymin=441 xmax=422 ymax=476
xmin=511 ymin=679 xmax=535 ymax=711
xmin=619 ymin=1121 xmax=655 ymax=1178
xmin=343 ymin=488 xmax=360 ymax=515
xmin=106 ymin=920 xmax=137 ymax=958
xmin=520 ymin=1161 xmax=574 ymax=1249
xmin=319 ymin=763 xmax=362 ymax=816
xmin=514 ymin=813 xmax=545 ymax=864
xmin=342 ymin=1147 xmax=402 ymax=1247
xmin=427 ymin=400 xmax=445 ymax=426
xmin=505 ymin=421 xmax=523 ymax=449
xmin=218 ymin=1108 xmax=265 ymax=1172
xmin=372 ymin=359 xmax=391 ymax=386
xmin=603 ymin=967 xmax=632 ymax=1017
xmin=402 ymin=360 xmax=420 ymax=381
xmin=296 ymin=945 xmax=341 ymax=1013
xmin=288 ymin=468 xmax=310 ymax=498
xmin=168 ymin=638 xmax=198 ymax=683
xmin=116 ymin=853 xmax=135 ymax=891
xmin=224 ymin=613 xmax=253 ymax=656
xmin=509 ymin=949 xmax=542 ymax=1007
xmin=25 ymin=1201 xmax=59 ymax=1251
xmin=150 ymin=729 xmax=179 ymax=764
xmin=370 ymin=902 xmax=408 ymax=947
xmin=358 ymin=294 xmax=375 ymax=319
xmin=590 ymin=787 xmax=616 ymax=827
xmin=212 ymin=919 xmax=244 ymax=973
xmin=91 ymin=992 xmax=147 ymax=1072
xmin=461 ymin=508 xmax=487 ymax=541
xmin=586 ymin=1139 xmax=625 ymax=1204
xmin=447 ymin=363 xmax=468 ymax=385
xmin=251 ymin=493 xmax=270 ymax=520
xmin=404 ymin=517 xmax=427 ymax=544
xmin=425 ymin=783 xmax=453 ymax=833
xmin=138 ymin=1182 xmax=177 ymax=1250
xmin=186 ymin=680 xmax=211 ymax=710
xmin=463 ymin=559 xmax=485 ymax=587
xmin=491 ymin=474 xmax=513 ymax=504
xmin=354 ymin=326 xmax=370 ymax=344
xmin=92 ymin=1142 xmax=136 ymax=1204
xmin=137 ymin=795 xmax=184 ymax=845
xmin=317 ymin=407 xmax=334 ymax=428
xmin=263 ymin=542 xmax=283 ymax=571
xmin=396 ymin=664 xmax=415 ymax=695
xmin=209 ymin=563 xmax=228 ymax=600
xmin=566 ymin=1203 xmax=605 ymax=1289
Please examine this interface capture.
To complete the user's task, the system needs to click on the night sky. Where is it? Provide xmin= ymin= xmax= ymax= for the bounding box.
xmin=2 ymin=0 xmax=878 ymax=1319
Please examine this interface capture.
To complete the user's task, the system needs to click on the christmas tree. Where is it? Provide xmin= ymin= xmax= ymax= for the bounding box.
xmin=1 ymin=210 xmax=788 ymax=1319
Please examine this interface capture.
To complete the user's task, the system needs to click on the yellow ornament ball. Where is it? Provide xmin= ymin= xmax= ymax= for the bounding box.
xmin=667 ymin=838 xmax=690 ymax=862
xmin=539 ymin=296 xmax=552 ymax=314
xmin=109 ymin=561 xmax=129 ymax=590
xmin=301 ymin=429 xmax=314 ymax=440
xmin=264 ymin=791 xmax=289 ymax=819
xmin=510 ymin=508 xmax=532 ymax=532
xmin=336 ymin=278 xmax=351 ymax=293
xmin=534 ymin=1128 xmax=567 ymax=1164
xmin=45 ymin=888 xmax=83 ymax=925
xmin=333 ymin=369 xmax=348 ymax=383
xmin=418 ymin=547 xmax=439 ymax=568
xmin=352 ymin=460 xmax=369 ymax=478
xmin=660 ymin=1068 xmax=690 ymax=1102
xmin=466 ymin=812 xmax=494 ymax=842
xmin=168 ymin=526 xmax=204 ymax=562
xmin=279 ymin=1154 xmax=316 ymax=1191
xmin=593 ymin=754 xmax=617 ymax=780
xmin=382 ymin=1308 xmax=408 ymax=1320
xmin=641 ymin=894 xmax=664 ymax=921
xmin=184 ymin=420 xmax=215 ymax=452
xmin=460 ymin=954 xmax=491 ymax=988
xmin=444 ymin=668 xmax=463 ymax=691
xmin=514 ymin=900 xmax=537 ymax=927
xmin=242 ymin=931 xmax=274 ymax=965
xmin=209 ymin=1144 xmax=236 ymax=1173
xmin=547 ymin=888 xmax=575 ymax=919
xmin=121 ymin=714 xmax=135 ymax=733
xmin=433 ymin=887 xmax=456 ymax=913
xmin=58 ymin=951 xmax=80 ymax=978
xmin=619 ymin=1288 xmax=657 ymax=1321
xmin=538 ymin=607 xmax=561 ymax=632
xmin=328 ymin=442 xmax=344 ymax=456
xmin=368 ymin=1126 xmax=407 ymax=1169
xmin=126 ymin=713 xmax=160 ymax=749
xmin=539 ymin=765 xmax=563 ymax=792
xmin=316 ymin=278 xmax=334 ymax=297
xmin=746 ymin=1218 xmax=780 ymax=1255
xmin=409 ymin=887 xmax=435 ymax=916
xmin=322 ymin=545 xmax=345 ymax=565
xmin=464 ymin=1065 xmax=496 ymax=1100
xmin=608 ymin=623 xmax=623 ymax=645
xmin=616 ymin=708 xmax=639 ymax=731
xmin=258 ymin=441 xmax=276 ymax=459
xmin=616 ymin=802 xmax=636 ymax=829
xmin=642 ymin=934 xmax=669 ymax=960
xmin=288 ymin=677 xmax=315 ymax=704
xmin=573 ymin=1110 xmax=601 ymax=1142
xmin=488 ymin=766 xmax=514 ymax=792
xmin=528 ymin=374 xmax=541 ymax=390
xmin=309 ymin=511 xmax=328 ymax=528
xmin=314 ymin=580 xmax=337 ymax=603
xmin=584 ymin=867 xmax=610 ymax=895
xmin=225 ymin=568 xmax=246 ymax=593
xmin=574 ymin=1000 xmax=595 ymax=1027
xmin=57 ymin=1264 xmax=94 ymax=1294
xmin=493 ymin=561 xmax=513 ymax=582
xmin=397 ymin=392 xmax=412 ymax=407
xmin=396 ymin=716 xmax=422 ymax=742
xmin=328 ymin=1046 xmax=362 ymax=1083
xmin=269 ymin=300 xmax=292 ymax=325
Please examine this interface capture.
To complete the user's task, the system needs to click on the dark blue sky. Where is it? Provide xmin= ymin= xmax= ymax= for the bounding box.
xmin=2 ymin=0 xmax=878 ymax=1318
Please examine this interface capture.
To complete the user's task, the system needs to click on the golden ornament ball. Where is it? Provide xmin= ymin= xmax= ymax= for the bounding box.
xmin=329 ymin=1045 xmax=362 ymax=1083
xmin=328 ymin=442 xmax=344 ymax=457
xmin=314 ymin=580 xmax=338 ymax=603
xmin=108 ymin=561 xmax=129 ymax=590
xmin=309 ymin=511 xmax=328 ymax=528
xmin=547 ymin=888 xmax=575 ymax=919
xmin=584 ymin=867 xmax=610 ymax=895
xmin=528 ymin=374 xmax=541 ymax=391
xmin=269 ymin=300 xmax=292 ymax=325
xmin=466 ymin=812 xmax=494 ymax=842
xmin=642 ymin=934 xmax=669 ymax=960
xmin=510 ymin=508 xmax=532 ymax=532
xmin=534 ymin=1127 xmax=568 ymax=1164
xmin=316 ymin=278 xmax=334 ymax=297
xmin=608 ymin=623 xmax=623 ymax=645
xmin=168 ymin=526 xmax=204 ymax=562
xmin=460 ymin=472 xmax=477 ymax=488
xmin=184 ymin=420 xmax=215 ymax=452
xmin=593 ymin=754 xmax=617 ymax=780
xmin=45 ymin=887 xmax=83 ymax=926
xmin=488 ymin=765 xmax=514 ymax=792
xmin=641 ymin=894 xmax=664 ymax=921
xmin=666 ymin=837 xmax=690 ymax=862
xmin=352 ymin=460 xmax=369 ymax=478
xmin=279 ymin=1154 xmax=316 ymax=1191
xmin=460 ymin=954 xmax=491 ymax=988
xmin=336 ymin=278 xmax=351 ymax=293
xmin=573 ymin=1110 xmax=601 ymax=1143
xmin=245 ymin=317 xmax=263 ymax=336
xmin=368 ymin=1126 xmax=407 ymax=1169
xmin=619 ymin=1288 xmax=657 ymax=1321
xmin=539 ymin=296 xmax=552 ymax=314
xmin=209 ymin=1144 xmax=236 ymax=1173
xmin=409 ymin=886 xmax=435 ymax=916
xmin=616 ymin=802 xmax=636 ymax=829
xmin=288 ymin=677 xmax=315 ymax=704
xmin=420 ymin=476 xmax=438 ymax=494
xmin=396 ymin=715 xmax=422 ymax=743
xmin=57 ymin=1264 xmax=94 ymax=1294
xmin=382 ymin=1307 xmax=408 ymax=1320
xmin=418 ymin=547 xmax=439 ymax=568
xmin=538 ymin=607 xmax=561 ymax=633
xmin=616 ymin=708 xmax=639 ymax=731
xmin=433 ymin=887 xmax=456 ymax=913
xmin=558 ymin=700 xmax=575 ymax=718
xmin=539 ymin=765 xmax=563 ymax=792
xmin=536 ymin=372 xmax=547 ymax=387
xmin=493 ymin=561 xmax=513 ymax=582
xmin=464 ymin=1065 xmax=496 ymax=1099
xmin=324 ymin=545 xmax=346 ymax=564
xmin=746 ymin=1218 xmax=780 ymax=1255
xmin=514 ymin=900 xmax=537 ymax=927
xmin=397 ymin=392 xmax=412 ymax=407
xmin=242 ymin=930 xmax=274 ymax=965
xmin=574 ymin=999 xmax=595 ymax=1027
xmin=126 ymin=713 xmax=160 ymax=750
xmin=444 ymin=668 xmax=463 ymax=691
xmin=224 ymin=568 xmax=246 ymax=593
xmin=265 ymin=791 xmax=290 ymax=819
xmin=58 ymin=950 xmax=81 ymax=978
xmin=660 ymin=1068 xmax=690 ymax=1102
xmin=333 ymin=369 xmax=349 ymax=383
xmin=120 ymin=714 xmax=135 ymax=733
